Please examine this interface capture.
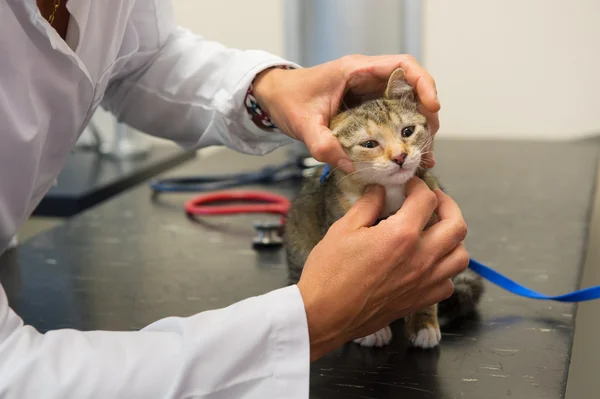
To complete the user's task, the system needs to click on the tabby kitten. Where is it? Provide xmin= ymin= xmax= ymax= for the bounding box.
xmin=284 ymin=68 xmax=483 ymax=349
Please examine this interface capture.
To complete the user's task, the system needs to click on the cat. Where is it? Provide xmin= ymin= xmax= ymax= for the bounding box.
xmin=283 ymin=67 xmax=483 ymax=349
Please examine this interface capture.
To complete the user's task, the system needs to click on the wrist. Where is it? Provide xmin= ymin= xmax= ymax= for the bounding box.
xmin=245 ymin=66 xmax=292 ymax=131
xmin=297 ymin=281 xmax=346 ymax=362
xmin=252 ymin=67 xmax=285 ymax=116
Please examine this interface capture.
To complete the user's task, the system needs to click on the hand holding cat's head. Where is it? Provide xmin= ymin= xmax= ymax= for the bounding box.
xmin=330 ymin=68 xmax=433 ymax=186
xmin=252 ymin=54 xmax=439 ymax=174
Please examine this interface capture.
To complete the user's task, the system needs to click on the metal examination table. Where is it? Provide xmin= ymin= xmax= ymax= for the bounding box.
xmin=1 ymin=139 xmax=599 ymax=398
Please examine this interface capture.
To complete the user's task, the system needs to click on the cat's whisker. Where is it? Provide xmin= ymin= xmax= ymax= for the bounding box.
xmin=340 ymin=98 xmax=350 ymax=111
xmin=418 ymin=136 xmax=434 ymax=146
xmin=335 ymin=168 xmax=375 ymax=184
xmin=286 ymin=82 xmax=484 ymax=350
xmin=328 ymin=161 xmax=373 ymax=175
xmin=336 ymin=174 xmax=362 ymax=184
xmin=367 ymin=168 xmax=384 ymax=182
xmin=335 ymin=166 xmax=380 ymax=184
xmin=417 ymin=141 xmax=434 ymax=152
xmin=417 ymin=143 xmax=434 ymax=154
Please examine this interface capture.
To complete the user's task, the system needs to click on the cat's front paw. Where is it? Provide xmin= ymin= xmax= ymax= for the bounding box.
xmin=408 ymin=325 xmax=441 ymax=349
xmin=353 ymin=326 xmax=392 ymax=347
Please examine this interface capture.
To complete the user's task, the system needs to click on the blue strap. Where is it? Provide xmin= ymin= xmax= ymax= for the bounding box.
xmin=149 ymin=161 xmax=305 ymax=193
xmin=319 ymin=164 xmax=330 ymax=184
xmin=321 ymin=163 xmax=600 ymax=302
xmin=468 ymin=258 xmax=600 ymax=302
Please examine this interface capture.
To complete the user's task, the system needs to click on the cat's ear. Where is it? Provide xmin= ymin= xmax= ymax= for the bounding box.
xmin=384 ymin=68 xmax=416 ymax=104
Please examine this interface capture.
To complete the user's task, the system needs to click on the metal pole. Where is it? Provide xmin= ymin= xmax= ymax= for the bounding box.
xmin=284 ymin=0 xmax=421 ymax=158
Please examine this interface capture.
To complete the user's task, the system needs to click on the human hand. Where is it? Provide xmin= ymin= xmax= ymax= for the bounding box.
xmin=252 ymin=54 xmax=440 ymax=173
xmin=296 ymin=178 xmax=468 ymax=361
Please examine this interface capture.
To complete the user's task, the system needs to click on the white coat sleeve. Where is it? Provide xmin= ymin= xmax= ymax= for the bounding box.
xmin=0 ymin=282 xmax=309 ymax=398
xmin=101 ymin=0 xmax=300 ymax=156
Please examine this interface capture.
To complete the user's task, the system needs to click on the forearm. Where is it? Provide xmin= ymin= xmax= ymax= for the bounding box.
xmin=102 ymin=23 xmax=299 ymax=155
xmin=0 ymin=284 xmax=309 ymax=398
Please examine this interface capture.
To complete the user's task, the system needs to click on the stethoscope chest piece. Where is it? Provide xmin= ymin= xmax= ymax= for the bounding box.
xmin=252 ymin=221 xmax=284 ymax=250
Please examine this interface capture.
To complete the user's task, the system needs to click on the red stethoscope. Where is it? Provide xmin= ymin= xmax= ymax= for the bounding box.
xmin=183 ymin=190 xmax=290 ymax=249
xmin=154 ymin=160 xmax=600 ymax=302
xmin=151 ymin=159 xmax=310 ymax=220
xmin=149 ymin=158 xmax=319 ymax=247
xmin=184 ymin=190 xmax=290 ymax=220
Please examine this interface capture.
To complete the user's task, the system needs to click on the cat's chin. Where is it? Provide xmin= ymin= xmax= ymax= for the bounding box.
xmin=348 ymin=164 xmax=418 ymax=187
xmin=382 ymin=168 xmax=417 ymax=185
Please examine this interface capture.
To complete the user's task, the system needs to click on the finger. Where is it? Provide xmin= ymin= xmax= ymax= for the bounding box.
xmin=396 ymin=57 xmax=440 ymax=113
xmin=427 ymin=212 xmax=440 ymax=228
xmin=421 ymin=190 xmax=468 ymax=259
xmin=391 ymin=280 xmax=454 ymax=318
xmin=418 ymin=105 xmax=440 ymax=136
xmin=417 ymin=106 xmax=438 ymax=169
xmin=422 ymin=156 xmax=436 ymax=170
xmin=416 ymin=280 xmax=455 ymax=309
xmin=338 ymin=185 xmax=386 ymax=230
xmin=413 ymin=72 xmax=439 ymax=113
xmin=343 ymin=55 xmax=440 ymax=112
xmin=421 ymin=143 xmax=436 ymax=169
xmin=427 ymin=244 xmax=470 ymax=284
xmin=370 ymin=55 xmax=440 ymax=113
xmin=379 ymin=177 xmax=438 ymax=234
xmin=305 ymin=125 xmax=355 ymax=174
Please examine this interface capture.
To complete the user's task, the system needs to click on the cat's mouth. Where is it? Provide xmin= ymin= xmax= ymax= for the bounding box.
xmin=389 ymin=165 xmax=417 ymax=176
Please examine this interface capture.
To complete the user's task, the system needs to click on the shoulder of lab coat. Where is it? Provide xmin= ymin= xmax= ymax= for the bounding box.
xmin=101 ymin=0 xmax=300 ymax=156
xmin=0 ymin=1 xmax=310 ymax=397
xmin=0 ymin=282 xmax=309 ymax=398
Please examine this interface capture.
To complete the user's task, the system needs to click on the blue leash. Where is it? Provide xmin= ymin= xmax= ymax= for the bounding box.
xmin=468 ymin=259 xmax=600 ymax=302
xmin=319 ymin=165 xmax=600 ymax=303
xmin=149 ymin=160 xmax=307 ymax=193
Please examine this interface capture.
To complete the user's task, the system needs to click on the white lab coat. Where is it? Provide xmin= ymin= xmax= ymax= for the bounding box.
xmin=0 ymin=1 xmax=310 ymax=397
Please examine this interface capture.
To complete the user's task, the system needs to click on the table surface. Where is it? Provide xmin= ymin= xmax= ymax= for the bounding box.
xmin=1 ymin=139 xmax=598 ymax=399
xmin=32 ymin=145 xmax=196 ymax=217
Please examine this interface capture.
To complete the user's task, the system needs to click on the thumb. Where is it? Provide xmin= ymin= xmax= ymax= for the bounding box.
xmin=340 ymin=185 xmax=386 ymax=230
xmin=304 ymin=125 xmax=355 ymax=174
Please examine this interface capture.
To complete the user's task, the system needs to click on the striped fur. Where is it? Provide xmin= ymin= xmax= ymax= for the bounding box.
xmin=284 ymin=68 xmax=483 ymax=349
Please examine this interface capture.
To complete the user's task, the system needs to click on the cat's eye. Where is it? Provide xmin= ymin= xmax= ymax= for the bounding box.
xmin=361 ymin=140 xmax=379 ymax=149
xmin=401 ymin=126 xmax=415 ymax=138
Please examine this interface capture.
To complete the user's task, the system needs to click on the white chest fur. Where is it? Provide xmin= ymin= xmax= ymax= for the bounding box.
xmin=342 ymin=185 xmax=406 ymax=219
xmin=381 ymin=185 xmax=406 ymax=218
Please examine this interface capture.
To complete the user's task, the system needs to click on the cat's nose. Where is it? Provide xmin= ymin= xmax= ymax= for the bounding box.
xmin=393 ymin=153 xmax=407 ymax=167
